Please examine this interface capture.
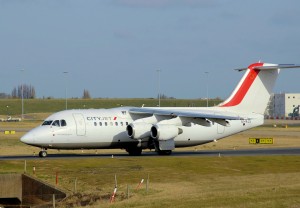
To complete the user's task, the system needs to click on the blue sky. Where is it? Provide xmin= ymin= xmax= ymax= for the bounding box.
xmin=1 ymin=0 xmax=300 ymax=99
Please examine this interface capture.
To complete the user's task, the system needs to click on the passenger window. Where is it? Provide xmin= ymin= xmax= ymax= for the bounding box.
xmin=60 ymin=120 xmax=67 ymax=127
xmin=115 ymin=122 xmax=118 ymax=126
xmin=99 ymin=122 xmax=102 ymax=126
xmin=105 ymin=122 xmax=108 ymax=126
xmin=126 ymin=122 xmax=129 ymax=126
xmin=94 ymin=122 xmax=97 ymax=126
xmin=52 ymin=120 xmax=60 ymax=127
xmin=120 ymin=122 xmax=123 ymax=126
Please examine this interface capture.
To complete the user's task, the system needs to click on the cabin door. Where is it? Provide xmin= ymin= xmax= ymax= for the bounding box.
xmin=72 ymin=113 xmax=86 ymax=136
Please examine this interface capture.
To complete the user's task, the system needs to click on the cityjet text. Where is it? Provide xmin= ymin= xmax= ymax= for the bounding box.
xmin=86 ymin=117 xmax=112 ymax=121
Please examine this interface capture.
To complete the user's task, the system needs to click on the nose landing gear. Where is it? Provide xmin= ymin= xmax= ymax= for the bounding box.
xmin=38 ymin=148 xmax=48 ymax=157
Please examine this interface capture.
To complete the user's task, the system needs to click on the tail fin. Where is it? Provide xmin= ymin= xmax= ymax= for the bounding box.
xmin=219 ymin=62 xmax=300 ymax=114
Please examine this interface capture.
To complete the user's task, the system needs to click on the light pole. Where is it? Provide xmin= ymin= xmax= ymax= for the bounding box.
xmin=63 ymin=71 xmax=68 ymax=110
xmin=156 ymin=69 xmax=161 ymax=107
xmin=6 ymin=105 xmax=9 ymax=117
xmin=205 ymin=71 xmax=209 ymax=107
xmin=20 ymin=69 xmax=25 ymax=119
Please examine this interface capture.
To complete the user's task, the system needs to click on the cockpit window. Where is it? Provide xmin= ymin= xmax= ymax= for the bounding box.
xmin=42 ymin=120 xmax=53 ymax=126
xmin=52 ymin=120 xmax=60 ymax=127
xmin=43 ymin=119 xmax=67 ymax=127
xmin=60 ymin=120 xmax=67 ymax=127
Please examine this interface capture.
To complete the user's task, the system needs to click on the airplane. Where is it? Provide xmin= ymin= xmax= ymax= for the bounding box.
xmin=20 ymin=62 xmax=300 ymax=157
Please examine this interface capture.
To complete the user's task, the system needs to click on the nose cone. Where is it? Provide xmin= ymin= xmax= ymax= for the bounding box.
xmin=20 ymin=126 xmax=52 ymax=147
xmin=20 ymin=132 xmax=34 ymax=144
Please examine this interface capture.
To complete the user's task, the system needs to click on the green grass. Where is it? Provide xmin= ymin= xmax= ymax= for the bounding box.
xmin=0 ymin=98 xmax=222 ymax=116
xmin=0 ymin=156 xmax=299 ymax=207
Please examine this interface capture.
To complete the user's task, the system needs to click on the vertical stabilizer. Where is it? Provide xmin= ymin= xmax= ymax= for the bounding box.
xmin=219 ymin=63 xmax=299 ymax=114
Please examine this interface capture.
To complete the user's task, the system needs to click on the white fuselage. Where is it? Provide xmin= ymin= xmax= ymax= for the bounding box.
xmin=21 ymin=107 xmax=263 ymax=150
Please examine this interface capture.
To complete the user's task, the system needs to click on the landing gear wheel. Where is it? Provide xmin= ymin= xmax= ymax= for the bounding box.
xmin=157 ymin=150 xmax=172 ymax=155
xmin=39 ymin=150 xmax=48 ymax=158
xmin=126 ymin=147 xmax=142 ymax=156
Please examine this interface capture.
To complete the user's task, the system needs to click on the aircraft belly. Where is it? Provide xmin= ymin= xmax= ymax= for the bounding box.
xmin=175 ymin=140 xmax=212 ymax=147
xmin=46 ymin=141 xmax=137 ymax=149
xmin=174 ymin=119 xmax=261 ymax=147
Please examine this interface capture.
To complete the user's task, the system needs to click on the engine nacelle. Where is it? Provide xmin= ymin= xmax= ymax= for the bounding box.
xmin=151 ymin=124 xmax=183 ymax=141
xmin=126 ymin=123 xmax=152 ymax=140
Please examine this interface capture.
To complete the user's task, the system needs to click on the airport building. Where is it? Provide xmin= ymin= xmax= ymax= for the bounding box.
xmin=265 ymin=93 xmax=300 ymax=119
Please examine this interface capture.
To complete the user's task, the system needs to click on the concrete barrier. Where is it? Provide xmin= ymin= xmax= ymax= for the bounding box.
xmin=0 ymin=174 xmax=22 ymax=203
xmin=0 ymin=174 xmax=66 ymax=207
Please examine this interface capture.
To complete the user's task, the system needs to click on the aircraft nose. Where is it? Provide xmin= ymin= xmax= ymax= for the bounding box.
xmin=20 ymin=132 xmax=34 ymax=144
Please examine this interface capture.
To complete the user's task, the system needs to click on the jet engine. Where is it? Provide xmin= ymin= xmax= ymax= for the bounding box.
xmin=126 ymin=123 xmax=152 ymax=140
xmin=151 ymin=124 xmax=183 ymax=141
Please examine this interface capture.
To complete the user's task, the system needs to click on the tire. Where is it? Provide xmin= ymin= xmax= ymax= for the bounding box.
xmin=39 ymin=151 xmax=48 ymax=158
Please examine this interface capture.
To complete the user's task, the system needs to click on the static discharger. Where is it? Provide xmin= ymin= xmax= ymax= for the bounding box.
xmin=249 ymin=138 xmax=273 ymax=144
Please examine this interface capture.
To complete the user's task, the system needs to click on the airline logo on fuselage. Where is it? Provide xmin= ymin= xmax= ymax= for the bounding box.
xmin=86 ymin=116 xmax=116 ymax=121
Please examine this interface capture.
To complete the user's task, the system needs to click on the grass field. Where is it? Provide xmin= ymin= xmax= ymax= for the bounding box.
xmin=1 ymin=156 xmax=299 ymax=208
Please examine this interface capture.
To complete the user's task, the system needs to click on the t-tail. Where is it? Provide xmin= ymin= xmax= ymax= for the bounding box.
xmin=219 ymin=62 xmax=300 ymax=114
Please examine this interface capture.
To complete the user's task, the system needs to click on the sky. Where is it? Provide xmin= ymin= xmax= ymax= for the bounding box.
xmin=1 ymin=0 xmax=300 ymax=99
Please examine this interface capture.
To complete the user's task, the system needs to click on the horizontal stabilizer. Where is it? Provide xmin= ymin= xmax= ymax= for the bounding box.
xmin=235 ymin=64 xmax=300 ymax=72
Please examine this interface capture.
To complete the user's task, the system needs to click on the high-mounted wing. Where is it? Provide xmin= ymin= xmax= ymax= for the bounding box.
xmin=129 ymin=107 xmax=240 ymax=120
xmin=129 ymin=107 xmax=242 ymax=127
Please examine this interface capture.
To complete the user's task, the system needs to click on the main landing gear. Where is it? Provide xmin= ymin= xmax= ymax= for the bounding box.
xmin=126 ymin=147 xmax=142 ymax=156
xmin=39 ymin=148 xmax=48 ymax=158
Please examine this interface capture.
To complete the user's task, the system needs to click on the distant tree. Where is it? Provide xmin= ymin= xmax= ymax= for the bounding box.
xmin=0 ymin=92 xmax=10 ymax=99
xmin=159 ymin=94 xmax=175 ymax=99
xmin=214 ymin=97 xmax=222 ymax=100
xmin=11 ymin=84 xmax=36 ymax=99
xmin=11 ymin=88 xmax=17 ymax=98
xmin=82 ymin=89 xmax=91 ymax=99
